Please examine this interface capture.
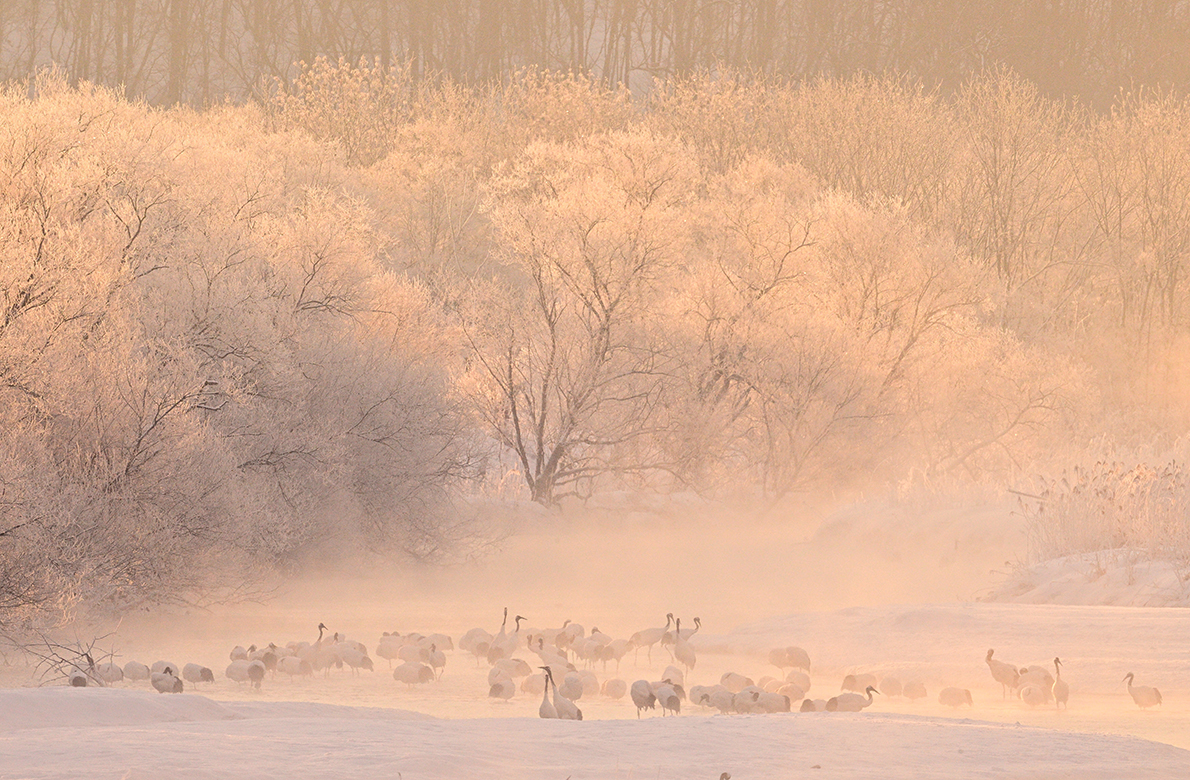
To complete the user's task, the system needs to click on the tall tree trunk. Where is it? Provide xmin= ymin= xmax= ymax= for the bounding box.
xmin=166 ymin=0 xmax=190 ymax=103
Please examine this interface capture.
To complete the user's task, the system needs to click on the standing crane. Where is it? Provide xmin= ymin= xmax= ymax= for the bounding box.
xmin=986 ymin=649 xmax=1020 ymax=698
xmin=673 ymin=618 xmax=697 ymax=674
xmin=543 ymin=667 xmax=582 ymax=720
xmin=538 ymin=666 xmax=558 ymax=718
xmin=1052 ymin=658 xmax=1069 ymax=709
xmin=629 ymin=615 xmax=671 ymax=663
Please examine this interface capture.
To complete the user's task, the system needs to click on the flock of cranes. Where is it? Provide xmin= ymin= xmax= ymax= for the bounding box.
xmin=64 ymin=611 xmax=1167 ymax=716
xmin=984 ymin=648 xmax=1163 ymax=709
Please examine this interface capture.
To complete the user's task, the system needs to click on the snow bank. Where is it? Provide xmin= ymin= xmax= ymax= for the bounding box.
xmin=0 ymin=687 xmax=431 ymax=733
xmin=985 ymin=550 xmax=1190 ymax=607
xmin=1 ymin=688 xmax=1188 ymax=780
xmin=0 ymin=687 xmax=239 ymax=731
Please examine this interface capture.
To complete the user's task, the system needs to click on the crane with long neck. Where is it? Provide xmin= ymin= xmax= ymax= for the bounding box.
xmin=538 ymin=666 xmax=558 ymax=718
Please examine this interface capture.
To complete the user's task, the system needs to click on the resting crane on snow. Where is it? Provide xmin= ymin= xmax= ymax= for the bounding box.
xmin=557 ymin=672 xmax=584 ymax=701
xmin=226 ymin=659 xmax=251 ymax=684
xmin=770 ymin=646 xmax=811 ymax=672
xmin=631 ymin=679 xmax=657 ymax=718
xmin=1123 ymin=673 xmax=1162 ymax=708
xmin=338 ymin=644 xmax=374 ymax=675
xmin=247 ymin=659 xmax=266 ymax=689
xmin=1052 ymin=658 xmax=1069 ymax=709
xmin=151 ymin=660 xmax=180 ymax=676
xmin=654 ymin=682 xmax=681 ymax=716
xmin=720 ymin=672 xmax=753 ymax=693
xmin=459 ymin=625 xmax=494 ymax=667
xmin=786 ymin=646 xmax=811 ymax=672
xmin=393 ymin=662 xmax=435 ymax=687
xmin=123 ymin=661 xmax=150 ymax=682
xmin=828 ymin=685 xmax=878 ymax=712
xmin=1019 ymin=682 xmax=1047 ymax=707
xmin=938 ymin=687 xmax=973 ymax=707
xmin=278 ymin=655 xmax=313 ymax=678
xmin=986 ymin=649 xmax=1020 ymax=698
xmin=96 ymin=662 xmax=123 ymax=684
xmin=785 ymin=669 xmax=811 ymax=694
xmin=151 ymin=666 xmax=184 ymax=694
xmin=602 ymin=678 xmax=627 ymax=699
xmin=182 ymin=663 xmax=215 ymax=684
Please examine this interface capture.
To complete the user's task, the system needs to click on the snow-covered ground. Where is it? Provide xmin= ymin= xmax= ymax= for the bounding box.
xmin=5 ymin=601 xmax=1190 ymax=779
xmin=5 ymin=501 xmax=1190 ymax=778
xmin=3 ymin=686 xmax=1189 ymax=780
xmin=984 ymin=550 xmax=1190 ymax=607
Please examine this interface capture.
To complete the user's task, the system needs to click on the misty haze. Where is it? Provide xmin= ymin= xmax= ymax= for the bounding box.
xmin=3 ymin=3 xmax=1190 ymax=779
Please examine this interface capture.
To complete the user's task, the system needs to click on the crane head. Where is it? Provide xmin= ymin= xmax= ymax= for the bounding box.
xmin=866 ymin=686 xmax=880 ymax=695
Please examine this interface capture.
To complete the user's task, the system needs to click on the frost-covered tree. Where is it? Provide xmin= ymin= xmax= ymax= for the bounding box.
xmin=460 ymin=131 xmax=694 ymax=504
xmin=0 ymin=77 xmax=474 ymax=628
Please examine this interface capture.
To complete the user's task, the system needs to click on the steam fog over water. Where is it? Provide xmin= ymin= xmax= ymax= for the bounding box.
xmin=31 ymin=502 xmax=1187 ymax=754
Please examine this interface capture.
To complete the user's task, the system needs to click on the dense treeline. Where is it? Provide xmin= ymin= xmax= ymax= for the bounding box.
xmin=2 ymin=1 xmax=1190 ymax=106
xmin=0 ymin=72 xmax=479 ymax=627
xmin=5 ymin=62 xmax=1190 ymax=627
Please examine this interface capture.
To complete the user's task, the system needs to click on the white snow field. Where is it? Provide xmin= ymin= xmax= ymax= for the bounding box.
xmin=2 ymin=687 xmax=1189 ymax=780
xmin=5 ymin=501 xmax=1190 ymax=778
